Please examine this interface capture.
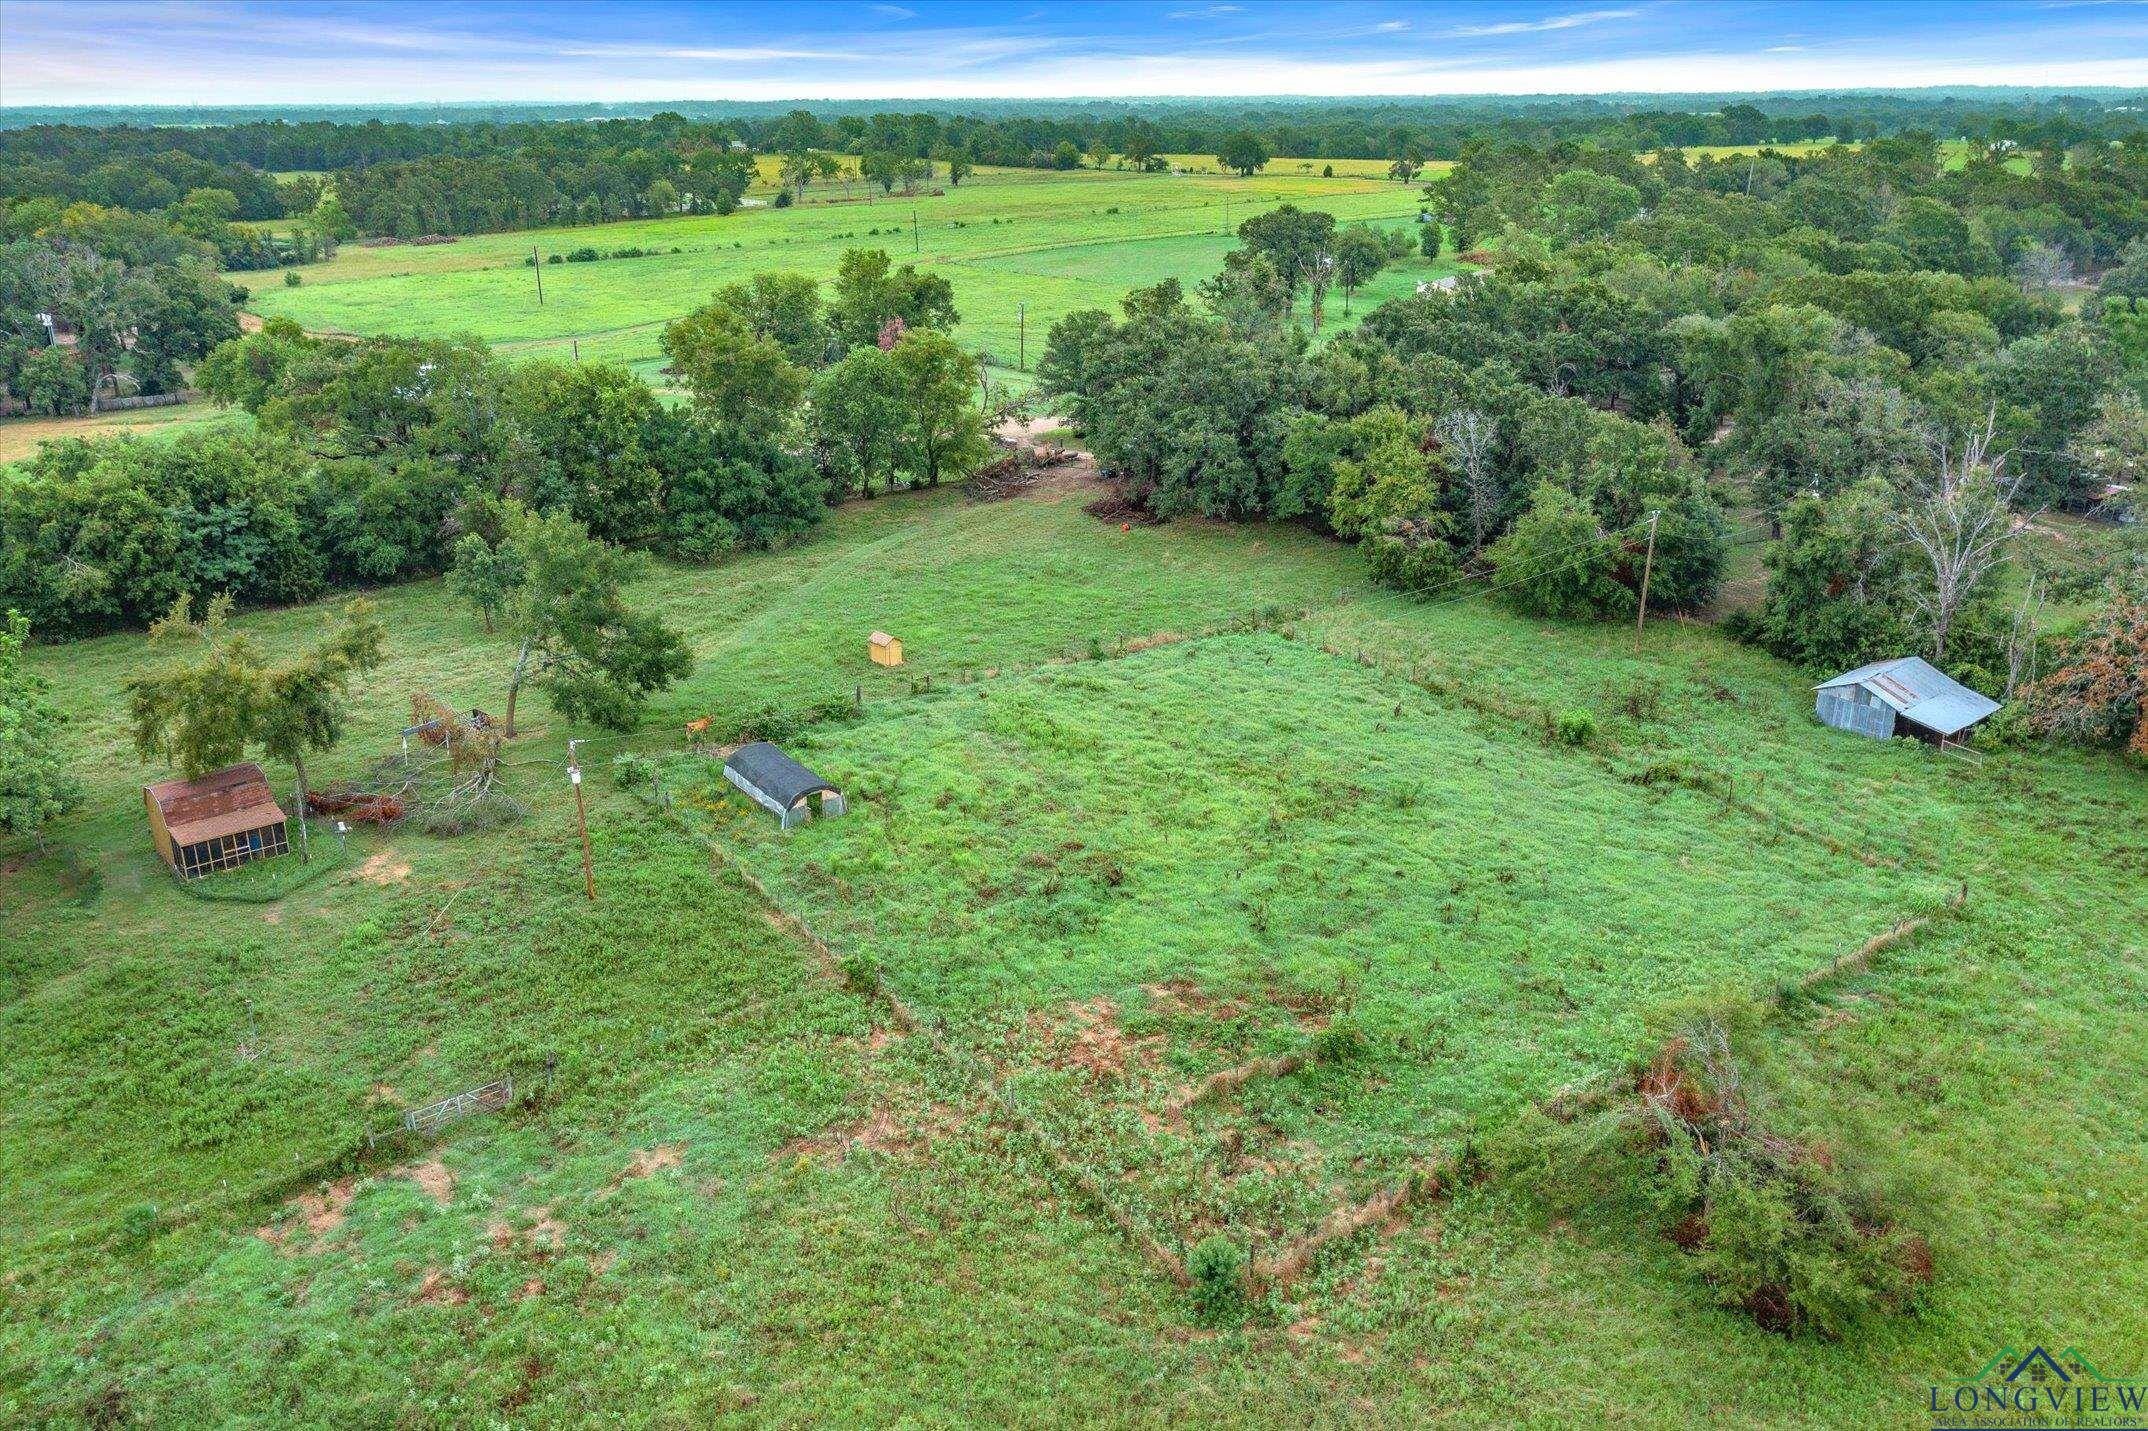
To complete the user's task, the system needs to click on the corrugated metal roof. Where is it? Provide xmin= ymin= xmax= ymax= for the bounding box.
xmin=148 ymin=762 xmax=288 ymax=846
xmin=724 ymin=742 xmax=836 ymax=809
xmin=1813 ymin=657 xmax=2000 ymax=737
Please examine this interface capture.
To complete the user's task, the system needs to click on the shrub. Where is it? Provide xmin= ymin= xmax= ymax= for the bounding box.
xmin=1554 ymin=709 xmax=1599 ymax=747
xmin=839 ymin=948 xmax=879 ymax=995
xmin=610 ymin=751 xmax=652 ymax=791
xmin=772 ymin=190 xmax=794 ymax=209
xmin=117 ymin=1203 xmax=163 ymax=1249
xmin=1313 ymin=1017 xmax=1368 ymax=1064
xmin=283 ymin=269 xmax=302 ymax=286
xmin=1187 ymin=1235 xmax=1247 ymax=1322
xmin=1505 ymin=1022 xmax=1930 ymax=1339
xmin=1618 ymin=679 xmax=1663 ymax=722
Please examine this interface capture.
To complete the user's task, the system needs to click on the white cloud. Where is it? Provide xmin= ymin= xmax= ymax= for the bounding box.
xmin=1445 ymin=8 xmax=1637 ymax=38
xmin=4 ymin=0 xmax=2145 ymax=107
xmin=555 ymin=44 xmax=861 ymax=62
xmin=869 ymin=4 xmax=918 ymax=16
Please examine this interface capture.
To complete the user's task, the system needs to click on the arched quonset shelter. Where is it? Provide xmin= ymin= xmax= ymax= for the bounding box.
xmin=723 ymin=741 xmax=846 ymax=829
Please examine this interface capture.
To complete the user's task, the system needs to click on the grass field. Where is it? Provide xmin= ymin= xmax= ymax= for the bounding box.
xmin=0 ymin=398 xmax=249 ymax=464
xmin=242 ymin=166 xmax=1455 ymax=377
xmin=5 ymin=465 xmax=2146 ymax=1423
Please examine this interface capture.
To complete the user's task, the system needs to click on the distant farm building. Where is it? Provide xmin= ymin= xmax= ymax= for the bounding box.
xmin=144 ymin=762 xmax=291 ymax=878
xmin=869 ymin=631 xmax=904 ymax=666
xmin=723 ymin=742 xmax=846 ymax=829
xmin=1814 ymin=658 xmax=2000 ymax=746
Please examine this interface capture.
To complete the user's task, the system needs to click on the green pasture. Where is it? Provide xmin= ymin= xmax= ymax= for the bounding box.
xmin=0 ymin=398 xmax=248 ymax=465
xmin=4 ymin=476 xmax=2146 ymax=1423
xmin=1155 ymin=153 xmax=1452 ymax=181
xmin=242 ymin=166 xmax=1452 ymax=374
xmin=690 ymin=631 xmax=1945 ymax=1242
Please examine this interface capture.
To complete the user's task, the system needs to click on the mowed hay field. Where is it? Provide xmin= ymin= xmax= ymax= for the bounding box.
xmin=5 ymin=470 xmax=2147 ymax=1424
xmin=243 ymin=166 xmax=1453 ymax=376
xmin=0 ymin=399 xmax=249 ymax=464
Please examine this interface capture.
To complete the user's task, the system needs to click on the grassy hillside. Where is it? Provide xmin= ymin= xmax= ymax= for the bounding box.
xmin=3 ymin=477 xmax=2144 ymax=1424
xmin=242 ymin=167 xmax=1453 ymax=377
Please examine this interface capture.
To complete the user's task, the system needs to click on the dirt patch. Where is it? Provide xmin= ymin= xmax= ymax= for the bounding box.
xmin=1120 ymin=631 xmax=1187 ymax=656
xmin=1085 ymin=490 xmax=1161 ymax=526
xmin=615 ymin=1143 xmax=684 ymax=1184
xmin=518 ymin=1276 xmax=545 ymax=1302
xmin=528 ymin=1208 xmax=567 ymax=1249
xmin=356 ymin=850 xmax=412 ymax=885
xmin=414 ymin=1268 xmax=468 ymax=1306
xmin=395 ymin=1158 xmax=455 ymax=1206
xmin=489 ymin=1206 xmax=568 ymax=1253
xmin=259 ymin=1176 xmax=358 ymax=1251
xmin=1030 ymin=997 xmax=1161 ymax=1082
xmin=780 ymin=1102 xmax=954 ymax=1163
xmin=1140 ymin=979 xmax=1248 ymax=1020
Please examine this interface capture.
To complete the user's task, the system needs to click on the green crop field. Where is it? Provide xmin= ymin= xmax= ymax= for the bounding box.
xmin=5 ymin=470 xmax=2146 ymax=1424
xmin=242 ymin=166 xmax=1454 ymax=377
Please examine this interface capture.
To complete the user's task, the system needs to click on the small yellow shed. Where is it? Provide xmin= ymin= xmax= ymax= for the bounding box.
xmin=869 ymin=631 xmax=904 ymax=667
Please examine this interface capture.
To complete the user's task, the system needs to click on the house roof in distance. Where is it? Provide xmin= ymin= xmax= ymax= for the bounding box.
xmin=723 ymin=741 xmax=838 ymax=809
xmin=1815 ymin=657 xmax=2000 ymax=737
xmin=146 ymin=761 xmax=288 ymax=845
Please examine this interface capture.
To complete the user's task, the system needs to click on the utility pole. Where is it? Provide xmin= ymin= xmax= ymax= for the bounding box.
xmin=567 ymin=739 xmax=594 ymax=901
xmin=912 ymin=207 xmax=920 ymax=254
xmin=532 ymin=246 xmax=544 ymax=305
xmin=1633 ymin=510 xmax=1661 ymax=656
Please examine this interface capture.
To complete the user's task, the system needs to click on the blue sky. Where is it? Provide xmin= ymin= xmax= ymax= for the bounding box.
xmin=4 ymin=1 xmax=2145 ymax=107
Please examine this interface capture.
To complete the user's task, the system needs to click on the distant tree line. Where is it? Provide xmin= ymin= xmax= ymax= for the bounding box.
xmin=3 ymin=94 xmax=2143 ymax=240
xmin=0 ymin=248 xmax=992 ymax=641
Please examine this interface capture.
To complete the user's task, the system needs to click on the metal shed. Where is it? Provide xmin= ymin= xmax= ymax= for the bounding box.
xmin=1814 ymin=657 xmax=2000 ymax=746
xmin=144 ymin=762 xmax=291 ymax=878
xmin=723 ymin=742 xmax=845 ymax=829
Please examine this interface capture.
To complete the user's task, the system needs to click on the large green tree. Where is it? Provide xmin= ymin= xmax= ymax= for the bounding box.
xmin=829 ymin=247 xmax=958 ymax=349
xmin=124 ymin=595 xmax=384 ymax=855
xmin=494 ymin=508 xmax=692 ymax=735
xmin=887 ymin=329 xmax=990 ymax=486
xmin=809 ymin=345 xmax=907 ymax=497
xmin=1217 ymin=131 xmax=1270 ymax=178
xmin=660 ymin=305 xmax=806 ymax=431
xmin=1487 ymin=484 xmax=1634 ymax=620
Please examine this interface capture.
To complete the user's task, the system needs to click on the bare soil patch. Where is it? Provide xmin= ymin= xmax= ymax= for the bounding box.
xmin=395 ymin=1158 xmax=455 ymax=1206
xmin=414 ymin=1268 xmax=468 ymax=1306
xmin=1029 ymin=997 xmax=1162 ymax=1082
xmin=614 ymin=1143 xmax=684 ymax=1185
xmin=259 ymin=1176 xmax=358 ymax=1251
xmin=356 ymin=850 xmax=412 ymax=885
xmin=1085 ymin=489 xmax=1161 ymax=526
